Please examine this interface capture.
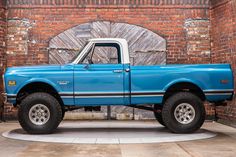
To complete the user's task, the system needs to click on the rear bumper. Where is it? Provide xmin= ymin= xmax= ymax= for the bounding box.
xmin=204 ymin=89 xmax=234 ymax=102
xmin=229 ymin=91 xmax=235 ymax=101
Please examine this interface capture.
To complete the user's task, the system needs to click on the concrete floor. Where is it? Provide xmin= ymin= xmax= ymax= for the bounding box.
xmin=0 ymin=121 xmax=236 ymax=157
xmin=2 ymin=121 xmax=216 ymax=144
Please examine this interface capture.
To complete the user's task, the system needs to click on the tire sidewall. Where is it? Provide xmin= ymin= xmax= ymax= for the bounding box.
xmin=162 ymin=92 xmax=205 ymax=133
xmin=153 ymin=104 xmax=165 ymax=126
xmin=170 ymin=98 xmax=202 ymax=130
xmin=18 ymin=93 xmax=62 ymax=134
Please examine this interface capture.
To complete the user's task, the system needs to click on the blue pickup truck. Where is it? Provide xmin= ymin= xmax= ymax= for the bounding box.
xmin=3 ymin=38 xmax=234 ymax=134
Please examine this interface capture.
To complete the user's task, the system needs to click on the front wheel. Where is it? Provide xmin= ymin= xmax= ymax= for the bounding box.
xmin=18 ymin=92 xmax=62 ymax=134
xmin=61 ymin=108 xmax=65 ymax=121
xmin=153 ymin=105 xmax=165 ymax=126
xmin=162 ymin=92 xmax=205 ymax=133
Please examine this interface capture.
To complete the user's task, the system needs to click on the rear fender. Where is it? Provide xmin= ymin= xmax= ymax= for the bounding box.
xmin=163 ymin=78 xmax=205 ymax=92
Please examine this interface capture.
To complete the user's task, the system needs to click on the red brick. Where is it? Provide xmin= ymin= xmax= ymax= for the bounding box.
xmin=210 ymin=0 xmax=236 ymax=122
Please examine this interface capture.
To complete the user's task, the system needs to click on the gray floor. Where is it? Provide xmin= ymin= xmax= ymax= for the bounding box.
xmin=2 ymin=121 xmax=216 ymax=144
xmin=1 ymin=121 xmax=236 ymax=157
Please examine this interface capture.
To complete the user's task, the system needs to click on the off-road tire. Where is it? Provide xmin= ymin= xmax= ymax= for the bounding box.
xmin=61 ymin=109 xmax=65 ymax=121
xmin=162 ymin=92 xmax=205 ymax=133
xmin=153 ymin=105 xmax=165 ymax=126
xmin=18 ymin=92 xmax=62 ymax=134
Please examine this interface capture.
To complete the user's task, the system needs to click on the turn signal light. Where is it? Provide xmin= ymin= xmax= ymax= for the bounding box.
xmin=220 ymin=80 xmax=229 ymax=84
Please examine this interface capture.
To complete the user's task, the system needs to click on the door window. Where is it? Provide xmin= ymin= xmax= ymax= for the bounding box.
xmin=81 ymin=43 xmax=121 ymax=64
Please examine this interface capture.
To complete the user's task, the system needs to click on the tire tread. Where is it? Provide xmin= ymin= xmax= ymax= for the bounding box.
xmin=18 ymin=92 xmax=62 ymax=134
xmin=162 ymin=92 xmax=205 ymax=133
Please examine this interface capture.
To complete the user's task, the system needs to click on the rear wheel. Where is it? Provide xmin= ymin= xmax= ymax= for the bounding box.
xmin=162 ymin=92 xmax=205 ymax=133
xmin=153 ymin=105 xmax=165 ymax=126
xmin=18 ymin=92 xmax=62 ymax=134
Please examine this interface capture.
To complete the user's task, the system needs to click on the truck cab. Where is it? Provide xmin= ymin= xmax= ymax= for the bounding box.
xmin=71 ymin=38 xmax=131 ymax=106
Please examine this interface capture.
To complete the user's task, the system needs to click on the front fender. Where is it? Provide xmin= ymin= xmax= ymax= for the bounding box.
xmin=15 ymin=78 xmax=61 ymax=94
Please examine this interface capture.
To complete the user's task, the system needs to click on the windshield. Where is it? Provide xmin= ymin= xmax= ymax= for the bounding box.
xmin=68 ymin=42 xmax=89 ymax=63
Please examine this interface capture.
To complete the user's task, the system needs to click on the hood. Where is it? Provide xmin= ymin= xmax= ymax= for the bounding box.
xmin=5 ymin=64 xmax=62 ymax=74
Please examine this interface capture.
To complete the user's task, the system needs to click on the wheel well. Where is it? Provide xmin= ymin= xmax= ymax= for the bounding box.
xmin=163 ymin=82 xmax=205 ymax=103
xmin=16 ymin=82 xmax=64 ymax=107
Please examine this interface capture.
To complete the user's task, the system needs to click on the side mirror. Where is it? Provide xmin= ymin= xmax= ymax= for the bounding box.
xmin=88 ymin=58 xmax=93 ymax=64
xmin=84 ymin=64 xmax=89 ymax=70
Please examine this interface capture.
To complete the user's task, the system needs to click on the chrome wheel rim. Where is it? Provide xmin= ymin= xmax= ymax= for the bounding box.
xmin=174 ymin=103 xmax=195 ymax=124
xmin=29 ymin=104 xmax=50 ymax=125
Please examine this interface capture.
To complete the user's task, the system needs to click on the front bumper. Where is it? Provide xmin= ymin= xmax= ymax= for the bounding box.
xmin=2 ymin=92 xmax=16 ymax=104
xmin=2 ymin=92 xmax=7 ymax=103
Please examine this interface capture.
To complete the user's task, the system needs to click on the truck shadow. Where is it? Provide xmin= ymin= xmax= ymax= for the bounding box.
xmin=12 ymin=126 xmax=206 ymax=135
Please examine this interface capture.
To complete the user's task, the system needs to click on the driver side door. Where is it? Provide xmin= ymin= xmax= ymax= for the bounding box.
xmin=74 ymin=43 xmax=125 ymax=106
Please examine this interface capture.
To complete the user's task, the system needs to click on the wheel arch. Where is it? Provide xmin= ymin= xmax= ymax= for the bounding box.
xmin=16 ymin=81 xmax=64 ymax=108
xmin=163 ymin=81 xmax=206 ymax=103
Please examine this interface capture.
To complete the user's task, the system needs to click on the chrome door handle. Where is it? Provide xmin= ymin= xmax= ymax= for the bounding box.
xmin=113 ymin=70 xmax=123 ymax=73
xmin=125 ymin=68 xmax=130 ymax=72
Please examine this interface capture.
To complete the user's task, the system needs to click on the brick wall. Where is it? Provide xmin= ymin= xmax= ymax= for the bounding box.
xmin=2 ymin=0 xmax=213 ymax=120
xmin=6 ymin=19 xmax=34 ymax=66
xmin=0 ymin=0 xmax=6 ymax=91
xmin=210 ymin=0 xmax=236 ymax=124
xmin=5 ymin=0 xmax=211 ymax=67
xmin=7 ymin=0 xmax=210 ymax=6
xmin=184 ymin=19 xmax=211 ymax=64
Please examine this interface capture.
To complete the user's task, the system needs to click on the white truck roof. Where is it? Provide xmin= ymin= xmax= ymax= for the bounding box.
xmin=89 ymin=38 xmax=126 ymax=43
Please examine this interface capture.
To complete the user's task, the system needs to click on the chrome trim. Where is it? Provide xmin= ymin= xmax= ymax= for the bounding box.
xmin=113 ymin=69 xmax=123 ymax=73
xmin=6 ymin=94 xmax=17 ymax=97
xmin=131 ymin=95 xmax=164 ymax=97
xmin=61 ymin=96 xmax=74 ymax=99
xmin=2 ymin=93 xmax=17 ymax=103
xmin=203 ymin=89 xmax=234 ymax=96
xmin=74 ymin=95 xmax=123 ymax=98
xmin=60 ymin=91 xmax=165 ymax=98
xmin=74 ymin=92 xmax=126 ymax=95
xmin=203 ymin=89 xmax=234 ymax=92
xmin=59 ymin=92 xmax=74 ymax=95
xmin=7 ymin=94 xmax=17 ymax=96
xmin=205 ymin=93 xmax=233 ymax=96
xmin=74 ymin=95 xmax=164 ymax=98
xmin=60 ymin=90 xmax=233 ymax=98
xmin=7 ymin=98 xmax=16 ymax=101
xmin=131 ymin=90 xmax=165 ymax=93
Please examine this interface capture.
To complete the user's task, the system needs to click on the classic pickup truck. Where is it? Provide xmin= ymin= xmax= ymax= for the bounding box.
xmin=3 ymin=38 xmax=234 ymax=134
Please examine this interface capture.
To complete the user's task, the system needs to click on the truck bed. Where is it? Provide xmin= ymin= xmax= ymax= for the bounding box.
xmin=130 ymin=64 xmax=234 ymax=104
